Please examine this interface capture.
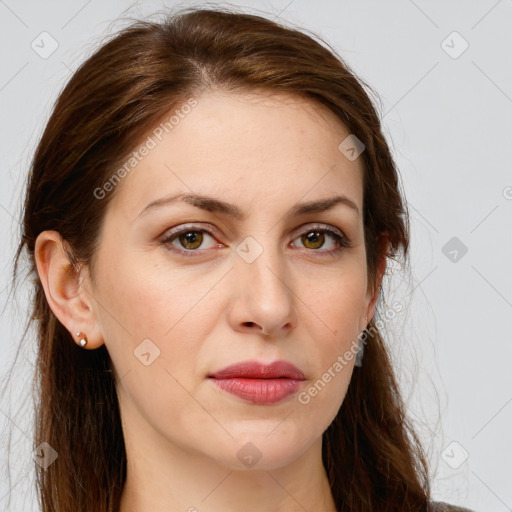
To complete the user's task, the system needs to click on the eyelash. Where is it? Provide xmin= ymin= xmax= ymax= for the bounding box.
xmin=160 ymin=224 xmax=352 ymax=258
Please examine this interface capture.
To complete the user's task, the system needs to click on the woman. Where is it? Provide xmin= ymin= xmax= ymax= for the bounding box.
xmin=13 ymin=6 xmax=475 ymax=512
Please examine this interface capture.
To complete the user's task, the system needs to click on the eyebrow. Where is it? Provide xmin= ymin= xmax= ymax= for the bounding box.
xmin=137 ymin=192 xmax=360 ymax=220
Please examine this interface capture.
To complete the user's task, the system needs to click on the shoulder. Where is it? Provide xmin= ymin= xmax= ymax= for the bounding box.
xmin=431 ymin=501 xmax=476 ymax=512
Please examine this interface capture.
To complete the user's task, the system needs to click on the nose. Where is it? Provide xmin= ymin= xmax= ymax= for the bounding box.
xmin=226 ymin=246 xmax=298 ymax=338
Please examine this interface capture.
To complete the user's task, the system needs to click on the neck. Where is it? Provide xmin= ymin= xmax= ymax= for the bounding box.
xmin=118 ymin=425 xmax=337 ymax=512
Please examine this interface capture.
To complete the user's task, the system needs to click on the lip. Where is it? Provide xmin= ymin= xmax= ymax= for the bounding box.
xmin=208 ymin=360 xmax=305 ymax=405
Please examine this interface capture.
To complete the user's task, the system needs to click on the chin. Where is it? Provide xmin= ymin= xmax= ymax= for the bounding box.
xmin=207 ymin=429 xmax=317 ymax=471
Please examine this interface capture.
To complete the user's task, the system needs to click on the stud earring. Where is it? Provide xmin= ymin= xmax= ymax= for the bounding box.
xmin=76 ymin=331 xmax=88 ymax=348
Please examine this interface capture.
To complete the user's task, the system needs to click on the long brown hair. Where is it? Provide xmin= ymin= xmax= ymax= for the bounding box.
xmin=11 ymin=5 xmax=430 ymax=511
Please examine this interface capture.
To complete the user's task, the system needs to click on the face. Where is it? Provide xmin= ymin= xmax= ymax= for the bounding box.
xmin=84 ymin=90 xmax=379 ymax=470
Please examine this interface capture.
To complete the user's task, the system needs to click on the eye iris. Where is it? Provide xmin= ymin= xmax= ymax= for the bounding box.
xmin=179 ymin=231 xmax=203 ymax=250
xmin=302 ymin=231 xmax=325 ymax=249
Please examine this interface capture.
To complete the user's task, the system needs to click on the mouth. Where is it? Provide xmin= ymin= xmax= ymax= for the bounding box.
xmin=207 ymin=360 xmax=305 ymax=405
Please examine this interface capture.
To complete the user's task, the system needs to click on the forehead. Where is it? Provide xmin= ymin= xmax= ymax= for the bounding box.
xmin=106 ymin=90 xmax=364 ymax=219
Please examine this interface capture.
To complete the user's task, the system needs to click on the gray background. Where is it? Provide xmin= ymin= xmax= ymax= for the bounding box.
xmin=0 ymin=1 xmax=511 ymax=511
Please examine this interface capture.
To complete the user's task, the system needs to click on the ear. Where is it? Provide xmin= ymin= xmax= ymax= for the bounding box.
xmin=363 ymin=233 xmax=389 ymax=326
xmin=34 ymin=230 xmax=104 ymax=349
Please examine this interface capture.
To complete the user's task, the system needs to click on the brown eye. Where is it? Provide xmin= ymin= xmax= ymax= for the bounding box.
xmin=178 ymin=231 xmax=204 ymax=250
xmin=161 ymin=226 xmax=221 ymax=256
xmin=301 ymin=231 xmax=325 ymax=250
xmin=291 ymin=225 xmax=351 ymax=257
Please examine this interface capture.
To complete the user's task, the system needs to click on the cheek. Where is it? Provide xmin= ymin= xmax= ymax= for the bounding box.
xmin=93 ymin=252 xmax=225 ymax=389
xmin=96 ymin=250 xmax=217 ymax=337
xmin=94 ymin=257 xmax=222 ymax=442
xmin=300 ymin=262 xmax=369 ymax=338
xmin=297 ymin=266 xmax=368 ymax=405
xmin=291 ymin=277 xmax=366 ymax=431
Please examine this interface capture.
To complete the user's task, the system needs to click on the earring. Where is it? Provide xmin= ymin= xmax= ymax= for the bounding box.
xmin=354 ymin=319 xmax=368 ymax=368
xmin=76 ymin=331 xmax=88 ymax=348
xmin=354 ymin=339 xmax=364 ymax=367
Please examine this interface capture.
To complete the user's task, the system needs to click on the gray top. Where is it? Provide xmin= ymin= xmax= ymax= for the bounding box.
xmin=432 ymin=501 xmax=475 ymax=512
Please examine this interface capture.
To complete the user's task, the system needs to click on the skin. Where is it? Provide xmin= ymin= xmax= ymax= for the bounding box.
xmin=35 ymin=90 xmax=386 ymax=511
